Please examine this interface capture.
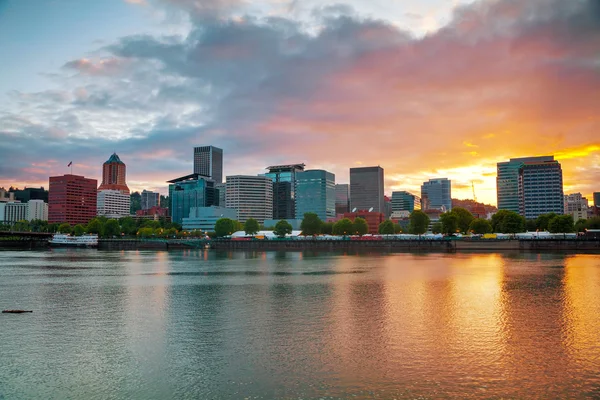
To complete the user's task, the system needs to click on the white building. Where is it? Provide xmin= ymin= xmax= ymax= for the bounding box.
xmin=226 ymin=175 xmax=273 ymax=223
xmin=27 ymin=200 xmax=48 ymax=221
xmin=564 ymin=193 xmax=589 ymax=221
xmin=97 ymin=190 xmax=130 ymax=218
xmin=0 ymin=202 xmax=28 ymax=223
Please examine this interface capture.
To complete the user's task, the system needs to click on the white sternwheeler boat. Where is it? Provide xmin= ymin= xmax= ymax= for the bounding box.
xmin=49 ymin=234 xmax=99 ymax=248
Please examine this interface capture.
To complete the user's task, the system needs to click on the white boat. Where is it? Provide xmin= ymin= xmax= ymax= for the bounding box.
xmin=49 ymin=234 xmax=99 ymax=248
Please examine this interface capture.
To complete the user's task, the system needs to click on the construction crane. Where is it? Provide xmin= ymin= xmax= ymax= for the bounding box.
xmin=472 ymin=181 xmax=477 ymax=203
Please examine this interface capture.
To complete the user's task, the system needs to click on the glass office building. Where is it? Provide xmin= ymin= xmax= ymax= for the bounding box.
xmin=421 ymin=178 xmax=451 ymax=211
xmin=264 ymin=164 xmax=305 ymax=219
xmin=295 ymin=170 xmax=336 ymax=221
xmin=391 ymin=191 xmax=421 ymax=213
xmin=335 ymin=184 xmax=350 ymax=214
xmin=350 ymin=166 xmax=385 ymax=213
xmin=193 ymin=146 xmax=223 ymax=184
xmin=168 ymin=174 xmax=216 ymax=224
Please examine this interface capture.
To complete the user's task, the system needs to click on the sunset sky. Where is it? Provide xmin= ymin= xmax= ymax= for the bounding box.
xmin=0 ymin=0 xmax=598 ymax=205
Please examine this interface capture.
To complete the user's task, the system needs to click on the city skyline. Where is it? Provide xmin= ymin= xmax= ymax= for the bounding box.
xmin=1 ymin=0 xmax=599 ymax=205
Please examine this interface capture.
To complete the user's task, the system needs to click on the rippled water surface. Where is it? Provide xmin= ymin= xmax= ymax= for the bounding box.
xmin=1 ymin=249 xmax=600 ymax=399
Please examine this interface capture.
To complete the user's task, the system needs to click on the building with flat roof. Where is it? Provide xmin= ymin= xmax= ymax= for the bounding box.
xmin=193 ymin=146 xmax=223 ymax=183
xmin=564 ymin=193 xmax=589 ymax=221
xmin=343 ymin=210 xmax=385 ymax=235
xmin=295 ymin=169 xmax=336 ymax=220
xmin=263 ymin=163 xmax=305 ymax=220
xmin=97 ymin=190 xmax=131 ymax=218
xmin=226 ymin=175 xmax=273 ymax=223
xmin=0 ymin=202 xmax=28 ymax=223
xmin=518 ymin=157 xmax=564 ymax=219
xmin=27 ymin=199 xmax=48 ymax=221
xmin=335 ymin=184 xmax=350 ymax=215
xmin=183 ymin=206 xmax=238 ymax=232
xmin=594 ymin=192 xmax=600 ymax=207
xmin=421 ymin=178 xmax=451 ymax=212
xmin=11 ymin=187 xmax=48 ymax=203
xmin=98 ymin=153 xmax=129 ymax=194
xmin=141 ymin=190 xmax=160 ymax=210
xmin=391 ymin=191 xmax=421 ymax=213
xmin=168 ymin=173 xmax=217 ymax=224
xmin=49 ymin=174 xmax=97 ymax=225
xmin=350 ymin=166 xmax=385 ymax=213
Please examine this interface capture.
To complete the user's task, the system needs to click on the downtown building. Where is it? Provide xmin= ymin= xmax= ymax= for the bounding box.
xmin=168 ymin=173 xmax=217 ymax=224
xmin=497 ymin=156 xmax=564 ymax=219
xmin=141 ymin=190 xmax=160 ymax=210
xmin=97 ymin=153 xmax=130 ymax=218
xmin=564 ymin=193 xmax=589 ymax=221
xmin=350 ymin=166 xmax=385 ymax=213
xmin=421 ymin=178 xmax=451 ymax=211
xmin=0 ymin=202 xmax=28 ymax=223
xmin=264 ymin=163 xmax=305 ymax=220
xmin=391 ymin=191 xmax=421 ymax=213
xmin=194 ymin=146 xmax=223 ymax=184
xmin=226 ymin=175 xmax=273 ymax=223
xmin=295 ymin=170 xmax=336 ymax=221
xmin=49 ymin=175 xmax=98 ymax=225
xmin=335 ymin=184 xmax=350 ymax=215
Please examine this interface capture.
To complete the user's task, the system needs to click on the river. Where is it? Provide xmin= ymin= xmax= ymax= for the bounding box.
xmin=1 ymin=249 xmax=599 ymax=399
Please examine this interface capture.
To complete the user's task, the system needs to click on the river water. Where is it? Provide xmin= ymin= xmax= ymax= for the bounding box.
xmin=1 ymin=249 xmax=599 ymax=399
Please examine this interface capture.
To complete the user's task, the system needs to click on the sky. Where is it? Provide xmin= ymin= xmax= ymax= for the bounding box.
xmin=0 ymin=0 xmax=599 ymax=206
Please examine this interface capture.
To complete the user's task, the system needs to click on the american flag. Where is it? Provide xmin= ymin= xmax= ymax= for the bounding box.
xmin=67 ymin=161 xmax=72 ymax=167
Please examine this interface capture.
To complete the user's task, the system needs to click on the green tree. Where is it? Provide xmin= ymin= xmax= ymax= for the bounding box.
xmin=103 ymin=219 xmax=121 ymax=238
xmin=491 ymin=210 xmax=518 ymax=232
xmin=321 ymin=222 xmax=334 ymax=235
xmin=244 ymin=218 xmax=260 ymax=236
xmin=469 ymin=218 xmax=492 ymax=234
xmin=409 ymin=210 xmax=430 ymax=235
xmin=87 ymin=218 xmax=103 ymax=235
xmin=274 ymin=220 xmax=293 ymax=238
xmin=214 ymin=218 xmax=235 ymax=238
xmin=137 ymin=227 xmax=154 ymax=238
xmin=119 ymin=216 xmax=137 ymax=236
xmin=47 ymin=223 xmax=60 ymax=233
xmin=439 ymin=212 xmax=459 ymax=235
xmin=587 ymin=217 xmax=600 ymax=229
xmin=141 ymin=219 xmax=161 ymax=229
xmin=333 ymin=218 xmax=353 ymax=236
xmin=574 ymin=219 xmax=588 ymax=233
xmin=526 ymin=219 xmax=537 ymax=232
xmin=300 ymin=213 xmax=322 ymax=236
xmin=58 ymin=223 xmax=72 ymax=234
xmin=30 ymin=219 xmax=48 ymax=232
xmin=535 ymin=213 xmax=558 ymax=231
xmin=548 ymin=215 xmax=574 ymax=233
xmin=353 ymin=218 xmax=369 ymax=236
xmin=130 ymin=191 xmax=142 ymax=214
xmin=378 ymin=220 xmax=395 ymax=234
xmin=450 ymin=207 xmax=474 ymax=234
xmin=73 ymin=224 xmax=86 ymax=236
xmin=13 ymin=220 xmax=31 ymax=232
xmin=501 ymin=211 xmax=526 ymax=234
xmin=393 ymin=223 xmax=402 ymax=234
xmin=431 ymin=222 xmax=442 ymax=234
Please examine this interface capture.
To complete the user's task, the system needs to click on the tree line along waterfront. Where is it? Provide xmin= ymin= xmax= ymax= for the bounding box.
xmin=1 ymin=208 xmax=599 ymax=240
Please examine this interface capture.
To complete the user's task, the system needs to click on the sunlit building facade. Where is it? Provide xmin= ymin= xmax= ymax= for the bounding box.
xmin=295 ymin=169 xmax=336 ymax=221
xmin=391 ymin=191 xmax=421 ymax=213
xmin=517 ymin=157 xmax=564 ymax=219
xmin=421 ymin=178 xmax=451 ymax=212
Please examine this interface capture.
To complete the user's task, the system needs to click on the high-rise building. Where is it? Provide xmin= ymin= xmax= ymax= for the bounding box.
xmin=264 ymin=164 xmax=305 ymax=219
xmin=564 ymin=193 xmax=589 ymax=221
xmin=49 ymin=174 xmax=98 ymax=225
xmin=0 ymin=202 xmax=28 ymax=223
xmin=391 ymin=191 xmax=421 ymax=213
xmin=97 ymin=190 xmax=131 ymax=218
xmin=226 ymin=175 xmax=273 ymax=223
xmin=168 ymin=173 xmax=217 ymax=224
xmin=141 ymin=190 xmax=160 ymax=210
xmin=594 ymin=192 xmax=600 ymax=207
xmin=421 ymin=178 xmax=451 ymax=211
xmin=98 ymin=153 xmax=129 ymax=194
xmin=193 ymin=146 xmax=223 ymax=183
xmin=215 ymin=183 xmax=227 ymax=207
xmin=27 ymin=199 xmax=48 ymax=221
xmin=335 ymin=184 xmax=350 ymax=215
xmin=295 ymin=169 xmax=336 ymax=220
xmin=350 ymin=166 xmax=385 ymax=213
xmin=517 ymin=157 xmax=564 ymax=219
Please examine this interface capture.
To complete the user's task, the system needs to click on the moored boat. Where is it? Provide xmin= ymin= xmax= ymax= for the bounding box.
xmin=49 ymin=234 xmax=99 ymax=248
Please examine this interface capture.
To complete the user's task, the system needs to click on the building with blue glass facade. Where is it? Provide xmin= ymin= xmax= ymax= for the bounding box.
xmin=168 ymin=173 xmax=216 ymax=224
xmin=421 ymin=178 xmax=451 ymax=211
xmin=263 ymin=164 xmax=305 ymax=220
xmin=391 ymin=191 xmax=421 ymax=213
xmin=295 ymin=170 xmax=336 ymax=220
xmin=182 ymin=206 xmax=237 ymax=231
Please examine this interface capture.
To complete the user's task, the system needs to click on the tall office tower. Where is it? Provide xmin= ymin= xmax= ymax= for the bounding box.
xmin=518 ymin=157 xmax=564 ymax=219
xmin=420 ymin=178 xmax=451 ymax=211
xmin=215 ymin=183 xmax=227 ymax=207
xmin=349 ymin=166 xmax=385 ymax=213
xmin=391 ymin=191 xmax=421 ymax=213
xmin=98 ymin=153 xmax=130 ymax=194
xmin=49 ymin=174 xmax=98 ymax=225
xmin=264 ymin=164 xmax=305 ymax=219
xmin=141 ymin=190 xmax=160 ymax=210
xmin=564 ymin=193 xmax=589 ymax=221
xmin=295 ymin=170 xmax=336 ymax=221
xmin=226 ymin=175 xmax=273 ymax=223
xmin=168 ymin=173 xmax=217 ymax=224
xmin=594 ymin=192 xmax=600 ymax=207
xmin=335 ymin=184 xmax=350 ymax=215
xmin=193 ymin=146 xmax=223 ymax=183
xmin=27 ymin=199 xmax=48 ymax=221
